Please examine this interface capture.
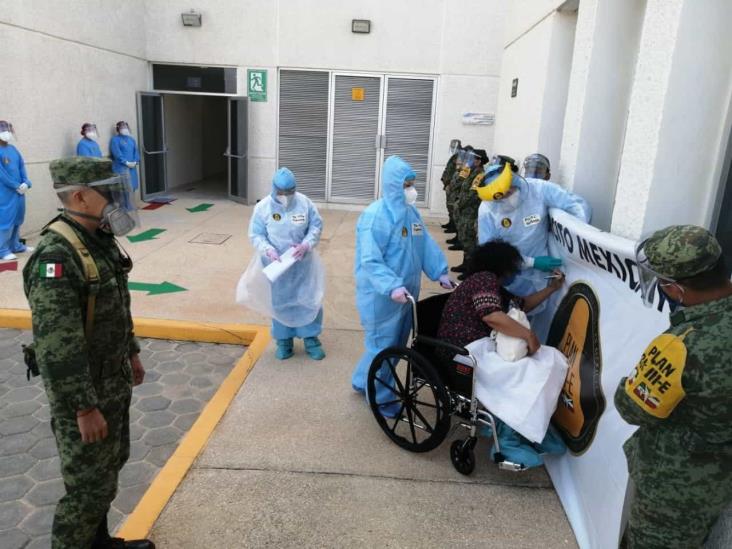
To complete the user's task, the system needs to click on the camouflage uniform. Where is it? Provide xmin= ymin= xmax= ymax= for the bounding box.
xmin=443 ymin=153 xmax=463 ymax=225
xmin=455 ymin=167 xmax=484 ymax=255
xmin=23 ymin=157 xmax=139 ymax=549
xmin=615 ymin=225 xmax=732 ymax=548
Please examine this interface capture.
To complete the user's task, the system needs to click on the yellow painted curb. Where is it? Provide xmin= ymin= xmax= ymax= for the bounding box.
xmin=0 ymin=308 xmax=271 ymax=540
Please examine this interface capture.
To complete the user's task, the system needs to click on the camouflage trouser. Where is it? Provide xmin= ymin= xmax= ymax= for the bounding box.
xmin=456 ymin=205 xmax=479 ymax=255
xmin=51 ymin=368 xmax=132 ymax=549
xmin=446 ymin=183 xmax=460 ymax=221
xmin=625 ymin=455 xmax=732 ymax=549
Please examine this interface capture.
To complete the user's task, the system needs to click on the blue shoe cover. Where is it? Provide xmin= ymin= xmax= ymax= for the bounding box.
xmin=275 ymin=338 xmax=294 ymax=360
xmin=303 ymin=337 xmax=325 ymax=360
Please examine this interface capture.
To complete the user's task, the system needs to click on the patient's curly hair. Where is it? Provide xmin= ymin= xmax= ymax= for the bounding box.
xmin=468 ymin=240 xmax=523 ymax=278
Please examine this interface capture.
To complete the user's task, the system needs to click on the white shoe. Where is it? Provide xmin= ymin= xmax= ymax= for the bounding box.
xmin=1 ymin=253 xmax=17 ymax=260
xmin=19 ymin=246 xmax=34 ymax=253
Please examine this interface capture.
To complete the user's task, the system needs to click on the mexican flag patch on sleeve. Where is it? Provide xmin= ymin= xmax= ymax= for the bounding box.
xmin=40 ymin=263 xmax=63 ymax=278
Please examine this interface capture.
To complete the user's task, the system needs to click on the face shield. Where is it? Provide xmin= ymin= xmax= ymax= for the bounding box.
xmin=449 ymin=139 xmax=461 ymax=156
xmin=82 ymin=124 xmax=98 ymax=139
xmin=635 ymin=236 xmax=671 ymax=307
xmin=89 ymin=173 xmax=140 ymax=236
xmin=117 ymin=122 xmax=131 ymax=136
xmin=0 ymin=120 xmax=16 ymax=142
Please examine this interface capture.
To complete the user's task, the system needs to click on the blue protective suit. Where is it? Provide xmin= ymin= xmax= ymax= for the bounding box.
xmin=76 ymin=138 xmax=102 ymax=158
xmin=248 ymin=168 xmax=324 ymax=339
xmin=478 ymin=174 xmax=591 ymax=309
xmin=0 ymin=144 xmax=31 ymax=256
xmin=352 ymin=156 xmax=449 ymax=405
xmin=109 ymin=135 xmax=140 ymax=191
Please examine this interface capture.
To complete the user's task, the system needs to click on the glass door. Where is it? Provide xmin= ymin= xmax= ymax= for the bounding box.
xmin=226 ymin=96 xmax=249 ymax=203
xmin=136 ymin=92 xmax=168 ymax=200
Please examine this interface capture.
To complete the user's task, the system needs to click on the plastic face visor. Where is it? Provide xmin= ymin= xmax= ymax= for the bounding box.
xmin=449 ymin=139 xmax=461 ymax=156
xmin=635 ymin=237 xmax=674 ymax=308
xmin=90 ymin=174 xmax=140 ymax=229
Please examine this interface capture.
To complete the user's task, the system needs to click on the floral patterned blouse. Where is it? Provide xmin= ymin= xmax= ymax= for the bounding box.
xmin=436 ymin=271 xmax=523 ymax=356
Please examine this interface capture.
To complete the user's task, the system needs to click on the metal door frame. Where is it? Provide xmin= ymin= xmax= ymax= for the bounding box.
xmin=382 ymin=74 xmax=439 ymax=207
xmin=226 ymin=96 xmax=249 ymax=204
xmin=136 ymin=91 xmax=168 ymax=201
xmin=327 ymin=71 xmax=386 ymax=205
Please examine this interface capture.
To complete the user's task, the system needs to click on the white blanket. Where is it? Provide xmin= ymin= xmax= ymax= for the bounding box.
xmin=459 ymin=337 xmax=569 ymax=443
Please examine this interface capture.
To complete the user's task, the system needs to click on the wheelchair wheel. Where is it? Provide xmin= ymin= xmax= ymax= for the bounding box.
xmin=367 ymin=347 xmax=451 ymax=453
xmin=450 ymin=438 xmax=476 ymax=476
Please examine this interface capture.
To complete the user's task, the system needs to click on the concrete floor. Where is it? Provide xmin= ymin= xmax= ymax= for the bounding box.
xmin=0 ymin=192 xmax=577 ymax=548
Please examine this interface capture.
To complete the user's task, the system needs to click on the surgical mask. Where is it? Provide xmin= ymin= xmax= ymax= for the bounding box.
xmin=502 ymin=272 xmax=517 ymax=286
xmin=85 ymin=131 xmax=98 ymax=140
xmin=119 ymin=128 xmax=131 ymax=137
xmin=0 ymin=131 xmax=13 ymax=142
xmin=100 ymin=203 xmax=137 ymax=236
xmin=276 ymin=195 xmax=293 ymax=207
xmin=404 ymin=186 xmax=418 ymax=205
xmin=497 ymin=189 xmax=521 ymax=212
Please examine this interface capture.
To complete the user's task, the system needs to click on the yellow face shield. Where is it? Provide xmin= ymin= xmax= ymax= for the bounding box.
xmin=474 ymin=162 xmax=513 ymax=201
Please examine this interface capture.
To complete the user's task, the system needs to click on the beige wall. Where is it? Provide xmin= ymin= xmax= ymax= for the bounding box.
xmin=0 ymin=0 xmax=148 ymax=234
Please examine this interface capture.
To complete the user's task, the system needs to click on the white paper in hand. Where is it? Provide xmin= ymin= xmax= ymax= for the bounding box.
xmin=262 ymin=247 xmax=297 ymax=283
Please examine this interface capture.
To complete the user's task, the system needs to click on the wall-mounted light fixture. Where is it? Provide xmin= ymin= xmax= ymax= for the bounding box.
xmin=352 ymin=19 xmax=371 ymax=34
xmin=181 ymin=10 xmax=202 ymax=27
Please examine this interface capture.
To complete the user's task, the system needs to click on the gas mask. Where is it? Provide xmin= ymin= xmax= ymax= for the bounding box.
xmin=404 ymin=186 xmax=418 ymax=205
xmin=100 ymin=203 xmax=137 ymax=236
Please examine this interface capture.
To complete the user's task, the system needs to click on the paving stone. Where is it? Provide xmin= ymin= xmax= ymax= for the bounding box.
xmin=142 ymin=426 xmax=181 ymax=448
xmin=147 ymin=340 xmax=177 ymax=352
xmin=26 ymin=534 xmax=52 ymax=549
xmin=5 ymin=375 xmax=32 ymax=388
xmin=159 ymin=372 xmax=191 ymax=386
xmin=33 ymin=406 xmax=52 ymax=421
xmin=139 ymin=410 xmax=175 ymax=429
xmin=19 ymin=505 xmax=54 ymax=536
xmin=129 ymin=423 xmax=145 ymax=442
xmin=30 ymin=420 xmax=53 ymax=439
xmin=129 ymin=407 xmax=143 ymax=424
xmin=155 ymin=361 xmax=183 ymax=374
xmin=0 ymin=415 xmax=39 ymax=436
xmin=0 ymin=454 xmax=35 ymax=476
xmin=107 ymin=506 xmax=125 ymax=533
xmin=0 ymin=329 xmax=22 ymax=340
xmin=143 ymin=369 xmax=161 ymax=382
xmin=189 ymin=376 xmax=213 ymax=389
xmin=133 ymin=381 xmax=163 ymax=397
xmin=146 ymin=445 xmax=176 ymax=467
xmin=118 ymin=461 xmax=157 ymax=488
xmin=175 ymin=342 xmax=203 ymax=353
xmin=151 ymin=350 xmax=180 ymax=362
xmin=0 ymin=432 xmax=37 ymax=456
xmin=128 ymin=442 xmax=151 ymax=462
xmin=183 ymin=363 xmax=212 ymax=376
xmin=0 ymin=528 xmax=29 ymax=549
xmin=0 ymin=500 xmax=32 ymax=529
xmin=3 ymin=386 xmax=42 ymax=403
xmin=1 ymin=400 xmax=41 ymax=418
xmin=169 ymin=398 xmax=203 ymax=414
xmin=27 ymin=457 xmax=61 ymax=482
xmin=172 ymin=413 xmax=200 ymax=432
xmin=29 ymin=437 xmax=58 ymax=460
xmin=161 ymin=384 xmax=195 ymax=400
xmin=112 ymin=483 xmax=149 ymax=514
xmin=9 ymin=362 xmax=27 ymax=376
xmin=181 ymin=352 xmax=208 ymax=366
xmin=25 ymin=478 xmax=65 ymax=506
xmin=196 ymin=387 xmax=217 ymax=401
xmin=136 ymin=396 xmax=171 ymax=412
xmin=208 ymin=352 xmax=240 ymax=365
xmin=0 ymin=475 xmax=34 ymax=502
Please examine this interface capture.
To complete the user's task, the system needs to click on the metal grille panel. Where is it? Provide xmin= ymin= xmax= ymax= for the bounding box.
xmin=330 ymin=75 xmax=382 ymax=202
xmin=384 ymin=78 xmax=435 ymax=204
xmin=278 ymin=70 xmax=329 ymax=200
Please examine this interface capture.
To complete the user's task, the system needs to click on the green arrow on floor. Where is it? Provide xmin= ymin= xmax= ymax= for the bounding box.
xmin=186 ymin=203 xmax=214 ymax=213
xmin=128 ymin=281 xmax=187 ymax=296
xmin=127 ymin=228 xmax=166 ymax=243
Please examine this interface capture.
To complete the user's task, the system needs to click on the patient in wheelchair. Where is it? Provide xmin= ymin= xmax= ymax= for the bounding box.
xmin=437 ymin=240 xmax=567 ymax=468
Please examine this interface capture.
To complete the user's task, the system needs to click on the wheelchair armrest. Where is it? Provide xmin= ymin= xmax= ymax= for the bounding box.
xmin=414 ymin=335 xmax=469 ymax=357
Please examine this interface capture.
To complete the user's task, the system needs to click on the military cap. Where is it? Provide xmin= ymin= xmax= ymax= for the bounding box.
xmin=644 ymin=225 xmax=722 ymax=279
xmin=49 ymin=156 xmax=117 ymax=189
xmin=472 ymin=149 xmax=489 ymax=165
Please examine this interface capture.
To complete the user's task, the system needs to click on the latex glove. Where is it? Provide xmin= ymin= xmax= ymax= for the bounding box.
xmin=16 ymin=183 xmax=29 ymax=195
xmin=292 ymin=241 xmax=310 ymax=261
xmin=265 ymin=249 xmax=280 ymax=262
xmin=531 ymin=256 xmax=563 ymax=272
xmin=126 ymin=161 xmax=136 ymax=168
xmin=390 ymin=287 xmax=410 ymax=304
xmin=439 ymin=274 xmax=455 ymax=289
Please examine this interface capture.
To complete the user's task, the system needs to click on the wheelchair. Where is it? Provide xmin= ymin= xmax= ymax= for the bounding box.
xmin=366 ymin=293 xmax=524 ymax=475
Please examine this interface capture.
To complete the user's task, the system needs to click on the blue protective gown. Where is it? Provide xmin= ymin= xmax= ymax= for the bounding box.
xmin=352 ymin=156 xmax=449 ymax=405
xmin=109 ymin=135 xmax=140 ymax=191
xmin=76 ymin=138 xmax=102 ymax=158
xmin=248 ymin=169 xmax=324 ymax=339
xmin=0 ymin=144 xmax=31 ymax=256
xmin=478 ymin=175 xmax=591 ymax=308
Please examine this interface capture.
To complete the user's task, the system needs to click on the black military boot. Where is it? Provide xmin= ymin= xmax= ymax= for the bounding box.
xmin=446 ymin=236 xmax=460 ymax=245
xmin=443 ymin=222 xmax=457 ymax=233
xmin=448 ymin=241 xmax=464 ymax=251
xmin=450 ymin=261 xmax=466 ymax=273
xmin=92 ymin=517 xmax=155 ymax=549
xmin=457 ymin=272 xmax=467 ymax=282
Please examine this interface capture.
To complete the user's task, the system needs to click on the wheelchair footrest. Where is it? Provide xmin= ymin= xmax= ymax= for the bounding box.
xmin=498 ymin=460 xmax=525 ymax=472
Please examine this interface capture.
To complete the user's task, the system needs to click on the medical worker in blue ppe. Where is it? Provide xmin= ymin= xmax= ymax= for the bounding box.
xmin=76 ymin=123 xmax=103 ymax=158
xmin=249 ymin=167 xmax=326 ymax=360
xmin=476 ymin=156 xmax=591 ymax=315
xmin=110 ymin=121 xmax=140 ymax=191
xmin=0 ymin=120 xmax=33 ymax=261
xmin=352 ymin=156 xmax=453 ymax=414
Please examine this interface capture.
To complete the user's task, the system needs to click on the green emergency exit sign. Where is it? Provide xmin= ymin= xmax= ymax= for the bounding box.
xmin=247 ymin=69 xmax=267 ymax=102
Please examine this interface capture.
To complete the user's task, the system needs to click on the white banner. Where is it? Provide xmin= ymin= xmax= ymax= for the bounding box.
xmin=538 ymin=209 xmax=672 ymax=549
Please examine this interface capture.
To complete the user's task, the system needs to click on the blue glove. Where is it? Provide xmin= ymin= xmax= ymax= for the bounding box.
xmin=533 ymin=256 xmax=563 ymax=272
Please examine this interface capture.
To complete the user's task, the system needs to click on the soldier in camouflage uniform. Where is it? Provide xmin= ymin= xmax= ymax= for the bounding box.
xmin=451 ymin=148 xmax=488 ymax=277
xmin=440 ymin=140 xmax=461 ymax=232
xmin=445 ymin=145 xmax=473 ymax=240
xmin=23 ymin=157 xmax=154 ymax=549
xmin=616 ymin=225 xmax=732 ymax=548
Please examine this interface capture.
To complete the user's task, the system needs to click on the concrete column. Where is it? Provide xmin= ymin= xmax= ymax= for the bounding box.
xmin=611 ymin=0 xmax=732 ymax=240
xmin=558 ymin=0 xmax=646 ymax=231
